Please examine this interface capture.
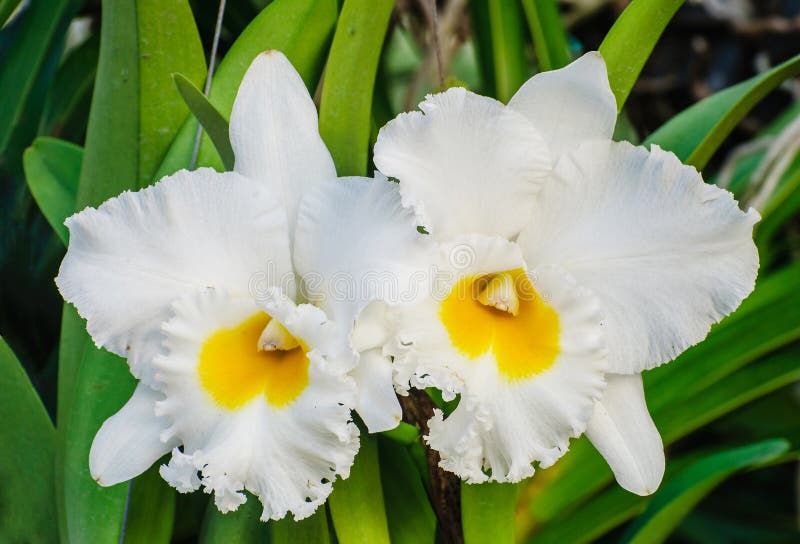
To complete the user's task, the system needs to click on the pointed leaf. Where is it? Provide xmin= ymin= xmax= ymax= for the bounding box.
xmin=156 ymin=0 xmax=338 ymax=176
xmin=645 ymin=53 xmax=800 ymax=169
xmin=599 ymin=0 xmax=685 ymax=110
xmin=172 ymin=73 xmax=235 ymax=170
xmin=22 ymin=137 xmax=81 ymax=245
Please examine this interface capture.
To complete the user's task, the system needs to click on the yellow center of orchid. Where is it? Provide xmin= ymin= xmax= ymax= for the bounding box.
xmin=439 ymin=268 xmax=560 ymax=380
xmin=199 ymin=313 xmax=309 ymax=409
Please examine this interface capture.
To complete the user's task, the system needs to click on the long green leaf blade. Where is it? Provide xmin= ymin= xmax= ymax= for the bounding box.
xmin=272 ymin=509 xmax=329 ymax=544
xmin=125 ymin=465 xmax=177 ymax=544
xmin=0 ymin=337 xmax=57 ymax=544
xmin=318 ymin=0 xmax=395 ymax=175
xmin=22 ymin=137 xmax=81 ymax=245
xmin=471 ymin=0 xmax=527 ymax=103
xmin=172 ymin=73 xmax=235 ymax=170
xmin=520 ymin=0 xmax=571 ymax=72
xmin=0 ymin=0 xmax=77 ymax=154
xmin=328 ymin=435 xmax=391 ymax=543
xmin=462 ymin=482 xmax=516 ymax=544
xmin=621 ymin=440 xmax=789 ymax=544
xmin=59 ymin=0 xmax=140 ymax=538
xmin=598 ymin=0 xmax=685 ymax=110
xmin=200 ymin=494 xmax=270 ymax=544
xmin=136 ymin=0 xmax=207 ymax=185
xmin=645 ymin=53 xmax=800 ymax=169
xmin=378 ymin=439 xmax=437 ymax=544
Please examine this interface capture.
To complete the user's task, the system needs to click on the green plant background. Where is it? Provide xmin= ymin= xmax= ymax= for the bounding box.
xmin=1 ymin=0 xmax=799 ymax=542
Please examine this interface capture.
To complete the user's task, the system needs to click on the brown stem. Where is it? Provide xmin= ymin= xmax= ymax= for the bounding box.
xmin=399 ymin=390 xmax=463 ymax=544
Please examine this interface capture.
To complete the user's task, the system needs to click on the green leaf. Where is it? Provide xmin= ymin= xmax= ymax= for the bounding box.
xmin=621 ymin=440 xmax=789 ymax=544
xmin=0 ymin=0 xmax=78 ymax=154
xmin=461 ymin=482 xmax=517 ymax=544
xmin=156 ymin=0 xmax=338 ymax=177
xmin=598 ymin=0 xmax=685 ymax=110
xmin=470 ymin=0 xmax=527 ymax=103
xmin=521 ymin=347 xmax=800 ymax=543
xmin=63 ymin=346 xmax=136 ymax=543
xmin=328 ymin=435 xmax=391 ymax=544
xmin=0 ymin=337 xmax=57 ymax=544
xmin=272 ymin=509 xmax=328 ymax=544
xmin=755 ymin=166 xmax=800 ymax=251
xmin=200 ymin=494 xmax=270 ymax=544
xmin=42 ymin=34 xmax=99 ymax=141
xmin=135 ymin=0 xmax=207 ymax=186
xmin=59 ymin=0 xmax=140 ymax=537
xmin=656 ymin=348 xmax=800 ymax=445
xmin=644 ymin=53 xmax=800 ymax=169
xmin=60 ymin=1 xmax=207 ymax=541
xmin=22 ymin=137 xmax=82 ymax=245
xmin=520 ymin=0 xmax=571 ymax=72
xmin=125 ymin=464 xmax=177 ymax=544
xmin=318 ymin=0 xmax=395 ymax=176
xmin=172 ymin=73 xmax=235 ymax=170
xmin=378 ymin=439 xmax=437 ymax=544
xmin=380 ymin=421 xmax=420 ymax=445
xmin=0 ymin=0 xmax=21 ymax=27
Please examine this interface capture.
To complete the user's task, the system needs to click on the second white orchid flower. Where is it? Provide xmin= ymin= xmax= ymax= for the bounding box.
xmin=374 ymin=52 xmax=759 ymax=493
xmin=56 ymin=51 xmax=430 ymax=520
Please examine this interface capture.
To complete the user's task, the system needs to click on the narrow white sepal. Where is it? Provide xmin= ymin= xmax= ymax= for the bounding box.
xmin=352 ymin=349 xmax=402 ymax=433
xmin=585 ymin=373 xmax=665 ymax=496
xmin=89 ymin=383 xmax=177 ymax=486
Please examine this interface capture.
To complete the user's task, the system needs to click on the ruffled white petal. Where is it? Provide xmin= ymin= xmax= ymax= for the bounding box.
xmin=230 ymin=50 xmax=337 ymax=233
xmin=508 ymin=52 xmax=617 ymax=157
xmin=154 ymin=288 xmax=359 ymax=521
xmin=518 ymin=141 xmax=759 ymax=374
xmin=56 ymin=169 xmax=292 ymax=385
xmin=293 ymin=175 xmax=436 ymax=327
xmin=351 ymin=349 xmax=402 ymax=433
xmin=585 ymin=373 xmax=664 ymax=495
xmin=374 ymin=87 xmax=551 ymax=239
xmin=89 ymin=383 xmax=177 ymax=486
xmin=160 ymin=447 xmax=201 ymax=493
xmin=391 ymin=265 xmax=607 ymax=483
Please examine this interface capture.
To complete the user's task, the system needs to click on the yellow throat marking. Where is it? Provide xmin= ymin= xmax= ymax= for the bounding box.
xmin=439 ymin=268 xmax=560 ymax=380
xmin=199 ymin=313 xmax=309 ymax=409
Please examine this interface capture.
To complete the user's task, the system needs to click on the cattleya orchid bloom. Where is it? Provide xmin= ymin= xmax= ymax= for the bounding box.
xmin=56 ymin=51 xmax=430 ymax=520
xmin=374 ymin=52 xmax=759 ymax=492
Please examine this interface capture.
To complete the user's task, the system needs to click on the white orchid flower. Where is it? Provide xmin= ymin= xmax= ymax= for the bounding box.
xmin=373 ymin=52 xmax=759 ymax=492
xmin=56 ymin=51 xmax=430 ymax=521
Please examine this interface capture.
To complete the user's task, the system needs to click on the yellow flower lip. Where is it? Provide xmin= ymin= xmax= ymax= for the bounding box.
xmin=439 ymin=268 xmax=560 ymax=380
xmin=199 ymin=313 xmax=310 ymax=409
